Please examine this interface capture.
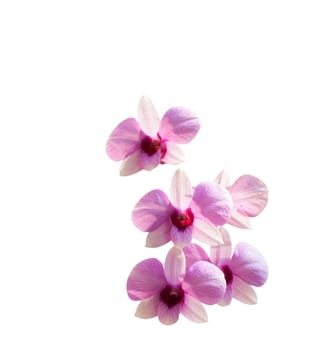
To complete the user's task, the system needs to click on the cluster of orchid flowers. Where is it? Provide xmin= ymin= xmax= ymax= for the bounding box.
xmin=106 ymin=96 xmax=269 ymax=325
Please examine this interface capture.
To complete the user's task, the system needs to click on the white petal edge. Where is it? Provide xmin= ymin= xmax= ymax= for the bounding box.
xmin=161 ymin=142 xmax=185 ymax=164
xmin=209 ymin=226 xmax=232 ymax=265
xmin=170 ymin=169 xmax=192 ymax=210
xmin=228 ymin=210 xmax=252 ymax=229
xmin=164 ymin=246 xmax=186 ymax=285
xmin=138 ymin=96 xmax=160 ymax=137
xmin=232 ymin=276 xmax=257 ymax=304
xmin=181 ymin=294 xmax=208 ymax=323
xmin=193 ymin=217 xmax=223 ymax=246
xmin=120 ymin=150 xmax=142 ymax=176
xmin=145 ymin=222 xmax=172 ymax=248
xmin=135 ymin=294 xmax=160 ymax=319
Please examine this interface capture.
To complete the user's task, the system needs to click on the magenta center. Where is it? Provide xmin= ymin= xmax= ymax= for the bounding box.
xmin=140 ymin=134 xmax=167 ymax=157
xmin=221 ymin=265 xmax=233 ymax=285
xmin=171 ymin=208 xmax=194 ymax=230
xmin=160 ymin=285 xmax=184 ymax=308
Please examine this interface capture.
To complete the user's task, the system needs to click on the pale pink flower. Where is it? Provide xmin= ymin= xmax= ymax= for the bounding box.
xmin=183 ymin=227 xmax=268 ymax=306
xmin=127 ymin=246 xmax=226 ymax=325
xmin=215 ymin=169 xmax=268 ymax=229
xmin=132 ymin=169 xmax=233 ymax=248
xmin=106 ymin=96 xmax=200 ymax=176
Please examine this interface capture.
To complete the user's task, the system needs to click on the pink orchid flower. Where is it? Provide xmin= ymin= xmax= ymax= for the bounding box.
xmin=183 ymin=227 xmax=268 ymax=306
xmin=106 ymin=96 xmax=201 ymax=176
xmin=127 ymin=246 xmax=226 ymax=325
xmin=215 ymin=169 xmax=268 ymax=229
xmin=132 ymin=169 xmax=233 ymax=248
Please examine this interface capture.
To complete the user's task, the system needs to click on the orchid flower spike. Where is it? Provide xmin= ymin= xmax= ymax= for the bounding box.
xmin=132 ymin=169 xmax=233 ymax=248
xmin=183 ymin=227 xmax=269 ymax=306
xmin=106 ymin=96 xmax=201 ymax=176
xmin=215 ymin=169 xmax=268 ymax=229
xmin=127 ymin=246 xmax=226 ymax=325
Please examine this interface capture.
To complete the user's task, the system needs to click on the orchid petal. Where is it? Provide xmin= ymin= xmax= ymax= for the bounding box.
xmin=171 ymin=226 xmax=193 ymax=248
xmin=228 ymin=210 xmax=252 ymax=229
xmin=158 ymin=302 xmax=181 ymax=325
xmin=214 ymin=169 xmax=230 ymax=187
xmin=181 ymin=294 xmax=208 ymax=323
xmin=119 ymin=149 xmax=142 ymax=176
xmin=183 ymin=243 xmax=209 ymax=270
xmin=184 ymin=261 xmax=226 ymax=305
xmin=229 ymin=242 xmax=268 ymax=287
xmin=127 ymin=259 xmax=166 ymax=300
xmin=209 ymin=227 xmax=232 ymax=266
xmin=228 ymin=175 xmax=268 ymax=217
xmin=137 ymin=96 xmax=160 ymax=137
xmin=135 ymin=294 xmax=160 ymax=319
xmin=170 ymin=169 xmax=192 ymax=210
xmin=161 ymin=142 xmax=184 ymax=164
xmin=232 ymin=276 xmax=257 ymax=304
xmin=145 ymin=221 xmax=172 ymax=248
xmin=132 ymin=190 xmax=173 ymax=232
xmin=192 ymin=182 xmax=233 ymax=225
xmin=159 ymin=107 xmax=200 ymax=143
xmin=192 ymin=217 xmax=223 ymax=245
xmin=218 ymin=284 xmax=233 ymax=306
xmin=106 ymin=118 xmax=141 ymax=161
xmin=140 ymin=150 xmax=161 ymax=171
xmin=164 ymin=247 xmax=185 ymax=285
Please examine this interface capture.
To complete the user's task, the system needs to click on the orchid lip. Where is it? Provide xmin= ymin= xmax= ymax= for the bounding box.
xmin=171 ymin=208 xmax=194 ymax=230
xmin=221 ymin=264 xmax=233 ymax=285
xmin=160 ymin=284 xmax=184 ymax=308
xmin=140 ymin=134 xmax=167 ymax=157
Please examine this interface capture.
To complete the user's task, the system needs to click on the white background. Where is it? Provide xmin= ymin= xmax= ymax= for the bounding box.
xmin=1 ymin=0 xmax=315 ymax=349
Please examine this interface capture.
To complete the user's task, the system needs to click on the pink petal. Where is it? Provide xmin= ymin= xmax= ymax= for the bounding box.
xmin=228 ymin=175 xmax=268 ymax=217
xmin=192 ymin=182 xmax=233 ymax=225
xmin=132 ymin=189 xmax=173 ymax=232
xmin=119 ymin=149 xmax=142 ymax=176
xmin=218 ymin=284 xmax=233 ymax=306
xmin=164 ymin=247 xmax=185 ymax=285
xmin=145 ymin=222 xmax=172 ymax=248
xmin=140 ymin=150 xmax=161 ymax=171
xmin=170 ymin=169 xmax=192 ymax=210
xmin=183 ymin=243 xmax=209 ymax=269
xmin=192 ymin=217 xmax=223 ymax=246
xmin=214 ymin=169 xmax=230 ymax=187
xmin=184 ymin=261 xmax=226 ymax=305
xmin=161 ymin=142 xmax=184 ymax=164
xmin=137 ymin=96 xmax=160 ymax=137
xmin=181 ymin=294 xmax=208 ymax=323
xmin=209 ymin=227 xmax=232 ymax=266
xmin=229 ymin=242 xmax=268 ymax=286
xmin=158 ymin=302 xmax=181 ymax=325
xmin=106 ymin=118 xmax=141 ymax=161
xmin=232 ymin=276 xmax=257 ymax=304
xmin=135 ymin=294 xmax=160 ymax=319
xmin=171 ymin=226 xmax=193 ymax=248
xmin=127 ymin=258 xmax=166 ymax=300
xmin=228 ymin=210 xmax=252 ymax=229
xmin=159 ymin=107 xmax=200 ymax=143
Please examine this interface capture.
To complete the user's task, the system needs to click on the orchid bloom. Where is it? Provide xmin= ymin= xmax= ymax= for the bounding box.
xmin=183 ymin=227 xmax=268 ymax=306
xmin=132 ymin=169 xmax=233 ymax=248
xmin=127 ymin=246 xmax=226 ymax=325
xmin=215 ymin=169 xmax=268 ymax=229
xmin=106 ymin=96 xmax=200 ymax=176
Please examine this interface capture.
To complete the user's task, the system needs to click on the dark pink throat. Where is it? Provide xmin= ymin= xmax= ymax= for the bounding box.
xmin=160 ymin=285 xmax=184 ymax=308
xmin=171 ymin=208 xmax=194 ymax=230
xmin=141 ymin=134 xmax=167 ymax=157
xmin=221 ymin=265 xmax=233 ymax=285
